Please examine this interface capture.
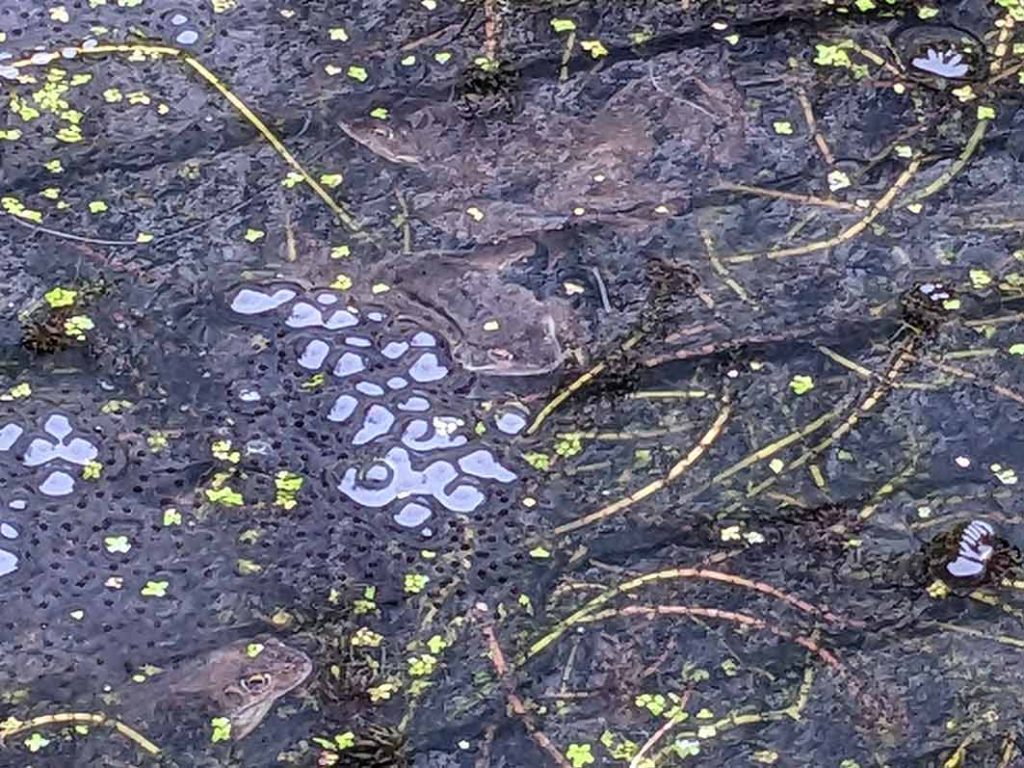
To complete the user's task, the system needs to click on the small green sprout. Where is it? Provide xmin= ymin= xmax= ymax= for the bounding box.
xmin=551 ymin=18 xmax=576 ymax=33
xmin=772 ymin=121 xmax=794 ymax=135
xmin=529 ymin=546 xmax=551 ymax=559
xmin=320 ymin=172 xmax=344 ymax=187
xmin=236 ymin=559 xmax=263 ymax=575
xmin=329 ymin=27 xmax=349 ymax=41
xmin=335 ymin=731 xmax=355 ymax=749
xmin=813 ymin=42 xmax=853 ymax=68
xmin=369 ymin=106 xmax=389 ymax=120
xmin=210 ymin=717 xmax=232 ymax=743
xmin=211 ymin=439 xmax=240 ymax=464
xmin=789 ymin=374 xmax=814 ymax=395
xmin=330 ymin=274 xmax=353 ymax=291
xmin=330 ymin=244 xmax=351 ymax=259
xmin=977 ymin=105 xmax=996 ymax=120
xmin=347 ymin=65 xmax=369 ymax=82
xmin=88 ymin=200 xmax=108 ymax=214
xmin=147 ymin=431 xmax=168 ymax=451
xmin=353 ymin=585 xmax=377 ymax=614
xmin=433 ymin=51 xmax=452 ymax=64
xmin=246 ymin=643 xmax=264 ymax=658
xmin=991 ymin=463 xmax=1018 ymax=485
xmin=101 ymin=399 xmax=133 ymax=415
xmin=600 ymin=731 xmax=639 ymax=760
xmin=565 ymin=743 xmax=595 ymax=767
xmin=673 ymin=738 xmax=702 ymax=757
xmin=0 ymin=383 xmax=31 ymax=401
xmin=1009 ymin=343 xmax=1024 ymax=355
xmin=580 ymin=39 xmax=608 ymax=58
xmin=969 ymin=269 xmax=993 ymax=289
xmin=243 ymin=228 xmax=265 ymax=242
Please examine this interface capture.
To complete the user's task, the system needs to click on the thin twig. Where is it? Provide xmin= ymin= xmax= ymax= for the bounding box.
xmin=701 ymin=228 xmax=757 ymax=306
xmin=913 ymin=354 xmax=1024 ymax=407
xmin=526 ymin=333 xmax=643 ymax=435
xmin=795 ymin=86 xmax=835 ymax=165
xmin=0 ymin=712 xmax=160 ymax=756
xmin=528 ymin=564 xmax=854 ymax=659
xmin=724 ymin=158 xmax=921 ymax=264
xmin=481 ymin=623 xmax=572 ymax=768
xmin=579 ymin=604 xmax=844 ymax=671
xmin=900 ymin=121 xmax=988 ymax=208
xmin=553 ymin=399 xmax=731 ymax=535
xmin=590 ymin=267 xmax=612 ymax=313
xmin=713 ymin=182 xmax=858 ymax=211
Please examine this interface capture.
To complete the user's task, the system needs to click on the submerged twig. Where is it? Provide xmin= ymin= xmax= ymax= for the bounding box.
xmin=528 ymin=564 xmax=854 ymax=659
xmin=701 ymin=228 xmax=757 ymax=306
xmin=526 ymin=333 xmax=643 ymax=435
xmin=723 ymin=158 xmax=921 ymax=264
xmin=481 ymin=623 xmax=572 ymax=768
xmin=0 ymin=712 xmax=160 ymax=756
xmin=713 ymin=182 xmax=858 ymax=211
xmin=796 ymin=86 xmax=835 ymax=165
xmin=552 ymin=399 xmax=731 ymax=535
xmin=901 ymin=120 xmax=989 ymax=208
xmin=579 ymin=604 xmax=843 ymax=671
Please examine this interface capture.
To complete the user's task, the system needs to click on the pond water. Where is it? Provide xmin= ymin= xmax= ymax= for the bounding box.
xmin=2 ymin=0 xmax=1024 ymax=766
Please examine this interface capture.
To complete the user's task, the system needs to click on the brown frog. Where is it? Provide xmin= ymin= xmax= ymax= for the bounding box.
xmin=377 ymin=238 xmax=580 ymax=377
xmin=340 ymin=49 xmax=745 ymax=245
xmin=131 ymin=636 xmax=312 ymax=740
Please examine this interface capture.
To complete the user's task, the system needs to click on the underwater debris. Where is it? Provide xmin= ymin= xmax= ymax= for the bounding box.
xmin=899 ymin=281 xmax=956 ymax=330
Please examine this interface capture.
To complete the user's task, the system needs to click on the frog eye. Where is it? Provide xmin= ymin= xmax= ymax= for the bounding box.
xmin=241 ymin=673 xmax=271 ymax=693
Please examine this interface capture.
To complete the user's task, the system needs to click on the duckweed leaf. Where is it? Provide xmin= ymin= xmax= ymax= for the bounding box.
xmin=210 ymin=717 xmax=232 ymax=743
xmin=566 ymin=743 xmax=595 ymax=767
xmin=140 ymin=580 xmax=169 ymax=598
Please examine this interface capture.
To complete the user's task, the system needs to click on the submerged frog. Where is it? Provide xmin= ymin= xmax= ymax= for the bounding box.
xmin=131 ymin=636 xmax=313 ymax=740
xmin=340 ymin=50 xmax=744 ymax=245
xmin=377 ymin=238 xmax=580 ymax=377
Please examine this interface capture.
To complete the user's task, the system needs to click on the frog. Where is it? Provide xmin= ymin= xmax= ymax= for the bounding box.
xmin=338 ymin=48 xmax=745 ymax=246
xmin=375 ymin=237 xmax=581 ymax=378
xmin=129 ymin=636 xmax=313 ymax=741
